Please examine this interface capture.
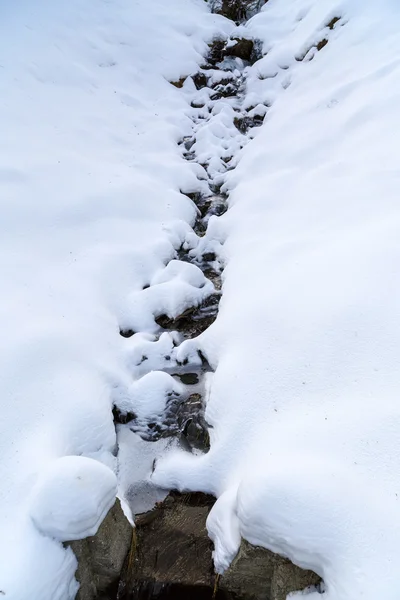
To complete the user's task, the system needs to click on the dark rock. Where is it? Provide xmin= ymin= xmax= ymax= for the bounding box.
xmin=113 ymin=405 xmax=137 ymax=425
xmin=233 ymin=115 xmax=263 ymax=134
xmin=70 ymin=498 xmax=133 ymax=600
xmin=122 ymin=493 xmax=321 ymax=600
xmin=202 ymin=252 xmax=216 ymax=262
xmin=155 ymin=307 xmax=196 ymax=331
xmin=226 ymin=38 xmax=254 ymax=61
xmin=183 ymin=137 xmax=195 ymax=151
xmin=192 ymin=72 xmax=208 ymax=90
xmin=120 ymin=329 xmax=135 ymax=338
xmin=208 ymin=40 xmax=226 ymax=66
xmin=222 ymin=540 xmax=321 ymax=600
xmin=210 ymin=0 xmax=267 ymax=23
xmin=125 ymin=492 xmax=215 ymax=590
xmin=181 ymin=417 xmax=210 ymax=452
xmin=210 ymin=83 xmax=239 ymax=100
xmin=175 ymin=372 xmax=199 ymax=385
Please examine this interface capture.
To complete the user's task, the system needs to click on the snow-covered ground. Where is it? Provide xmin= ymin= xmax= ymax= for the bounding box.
xmin=3 ymin=0 xmax=400 ymax=598
xmin=0 ymin=0 xmax=230 ymax=597
xmin=154 ymin=1 xmax=400 ymax=599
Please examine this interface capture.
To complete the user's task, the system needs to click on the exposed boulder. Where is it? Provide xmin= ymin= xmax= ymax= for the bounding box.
xmin=123 ymin=492 xmax=321 ymax=600
xmin=70 ymin=498 xmax=132 ymax=600
xmin=222 ymin=540 xmax=321 ymax=600
xmin=210 ymin=0 xmax=267 ymax=22
xmin=226 ymin=37 xmax=254 ymax=61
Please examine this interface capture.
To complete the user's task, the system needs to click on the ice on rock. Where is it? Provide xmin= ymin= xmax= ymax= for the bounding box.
xmin=29 ymin=456 xmax=117 ymax=542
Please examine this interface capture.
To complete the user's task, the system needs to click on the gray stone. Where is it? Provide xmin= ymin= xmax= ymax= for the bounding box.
xmin=127 ymin=492 xmax=321 ymax=600
xmin=70 ymin=498 xmax=133 ymax=600
xmin=222 ymin=540 xmax=321 ymax=600
xmin=210 ymin=0 xmax=267 ymax=22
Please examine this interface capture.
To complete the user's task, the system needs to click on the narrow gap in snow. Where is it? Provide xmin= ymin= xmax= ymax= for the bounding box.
xmin=111 ymin=2 xmax=275 ymax=598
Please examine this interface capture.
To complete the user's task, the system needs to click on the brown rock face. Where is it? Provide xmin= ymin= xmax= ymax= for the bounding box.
xmin=120 ymin=492 xmax=321 ymax=600
xmin=226 ymin=38 xmax=254 ymax=61
xmin=70 ymin=498 xmax=132 ymax=600
xmin=210 ymin=0 xmax=267 ymax=22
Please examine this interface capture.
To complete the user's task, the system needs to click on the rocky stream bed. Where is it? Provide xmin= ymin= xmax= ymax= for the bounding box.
xmin=71 ymin=1 xmax=322 ymax=598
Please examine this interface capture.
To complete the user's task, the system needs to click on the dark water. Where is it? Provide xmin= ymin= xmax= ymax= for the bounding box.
xmin=117 ymin=582 xmax=238 ymax=600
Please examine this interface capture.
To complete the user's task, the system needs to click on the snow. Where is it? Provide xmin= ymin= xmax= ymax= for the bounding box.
xmin=4 ymin=0 xmax=400 ymax=598
xmin=29 ymin=456 xmax=117 ymax=541
xmin=153 ymin=1 xmax=400 ymax=599
xmin=0 ymin=0 xmax=230 ymax=597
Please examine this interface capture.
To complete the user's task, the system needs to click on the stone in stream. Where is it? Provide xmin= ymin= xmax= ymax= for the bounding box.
xmin=175 ymin=372 xmax=199 ymax=385
xmin=119 ymin=329 xmax=135 ymax=338
xmin=113 ymin=405 xmax=137 ymax=425
xmin=192 ymin=72 xmax=208 ymax=90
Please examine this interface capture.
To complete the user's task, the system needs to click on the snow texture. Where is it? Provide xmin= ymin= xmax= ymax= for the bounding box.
xmin=153 ymin=1 xmax=400 ymax=599
xmin=3 ymin=0 xmax=400 ymax=599
xmin=0 ymin=0 xmax=230 ymax=597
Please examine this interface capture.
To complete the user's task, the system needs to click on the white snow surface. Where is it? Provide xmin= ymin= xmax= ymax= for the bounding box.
xmin=4 ymin=0 xmax=400 ymax=598
xmin=0 ymin=0 xmax=231 ymax=597
xmin=30 ymin=456 xmax=117 ymax=542
xmin=153 ymin=0 xmax=400 ymax=599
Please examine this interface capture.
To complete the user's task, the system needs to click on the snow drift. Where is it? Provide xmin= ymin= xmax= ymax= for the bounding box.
xmin=0 ymin=0 xmax=230 ymax=597
xmin=153 ymin=1 xmax=400 ymax=599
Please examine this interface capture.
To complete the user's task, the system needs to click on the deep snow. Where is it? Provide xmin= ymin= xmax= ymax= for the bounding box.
xmin=3 ymin=0 xmax=400 ymax=599
xmin=0 ymin=0 xmax=231 ymax=597
xmin=153 ymin=1 xmax=400 ymax=599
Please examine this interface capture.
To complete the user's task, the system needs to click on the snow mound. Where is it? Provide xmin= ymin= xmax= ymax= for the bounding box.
xmin=30 ymin=456 xmax=117 ymax=542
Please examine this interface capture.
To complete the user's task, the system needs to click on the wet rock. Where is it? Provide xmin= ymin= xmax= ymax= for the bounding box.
xmin=226 ymin=38 xmax=254 ymax=61
xmin=233 ymin=114 xmax=264 ymax=134
xmin=155 ymin=308 xmax=196 ymax=331
xmin=202 ymin=252 xmax=217 ymax=262
xmin=327 ymin=16 xmax=341 ymax=29
xmin=175 ymin=392 xmax=203 ymax=424
xmin=70 ymin=498 xmax=132 ymax=600
xmin=210 ymin=0 xmax=266 ymax=22
xmin=125 ymin=492 xmax=215 ymax=591
xmin=210 ymin=82 xmax=239 ymax=100
xmin=122 ymin=493 xmax=321 ymax=600
xmin=113 ymin=406 xmax=137 ymax=425
xmin=175 ymin=372 xmax=199 ymax=385
xmin=181 ymin=417 xmax=210 ymax=452
xmin=192 ymin=72 xmax=208 ymax=90
xmin=208 ymin=40 xmax=226 ymax=66
xmin=120 ymin=329 xmax=135 ymax=338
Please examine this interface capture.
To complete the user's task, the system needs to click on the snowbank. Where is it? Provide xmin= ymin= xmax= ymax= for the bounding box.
xmin=0 ymin=0 xmax=230 ymax=597
xmin=154 ymin=0 xmax=400 ymax=598
xmin=30 ymin=456 xmax=117 ymax=542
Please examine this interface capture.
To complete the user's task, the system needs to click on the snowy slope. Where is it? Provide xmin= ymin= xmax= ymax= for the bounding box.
xmin=153 ymin=1 xmax=400 ymax=599
xmin=0 ymin=1 xmax=231 ymax=597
